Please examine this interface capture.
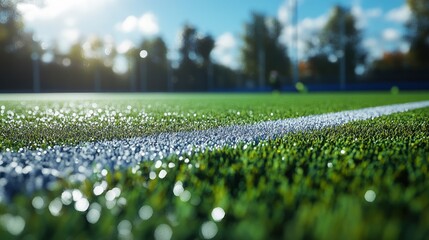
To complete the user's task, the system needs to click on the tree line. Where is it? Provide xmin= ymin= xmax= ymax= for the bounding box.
xmin=1 ymin=0 xmax=429 ymax=92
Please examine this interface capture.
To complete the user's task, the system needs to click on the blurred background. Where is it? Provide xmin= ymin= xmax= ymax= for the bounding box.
xmin=1 ymin=0 xmax=428 ymax=93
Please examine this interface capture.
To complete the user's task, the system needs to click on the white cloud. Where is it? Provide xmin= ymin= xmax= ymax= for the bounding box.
xmin=382 ymin=28 xmax=400 ymax=42
xmin=120 ymin=16 xmax=138 ymax=33
xmin=364 ymin=38 xmax=383 ymax=59
xmin=216 ymin=33 xmax=236 ymax=49
xmin=385 ymin=4 xmax=411 ymax=23
xmin=17 ymin=0 xmax=114 ymax=22
xmin=212 ymin=32 xmax=239 ymax=69
xmin=277 ymin=1 xmax=290 ymax=24
xmin=280 ymin=14 xmax=327 ymax=46
xmin=61 ymin=29 xmax=80 ymax=44
xmin=279 ymin=13 xmax=328 ymax=59
xmin=138 ymin=13 xmax=159 ymax=35
xmin=352 ymin=5 xmax=383 ymax=29
xmin=17 ymin=0 xmax=116 ymax=53
xmin=56 ymin=28 xmax=80 ymax=52
xmin=364 ymin=32 xmax=409 ymax=61
xmin=116 ymin=13 xmax=160 ymax=36
xmin=277 ymin=0 xmax=305 ymax=25
xmin=299 ymin=15 xmax=327 ymax=33
xmin=367 ymin=8 xmax=383 ymax=18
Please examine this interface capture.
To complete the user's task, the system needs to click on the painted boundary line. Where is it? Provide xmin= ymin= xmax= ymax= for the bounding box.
xmin=0 ymin=100 xmax=429 ymax=200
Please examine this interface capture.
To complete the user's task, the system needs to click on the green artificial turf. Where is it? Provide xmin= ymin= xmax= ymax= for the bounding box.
xmin=0 ymin=98 xmax=428 ymax=239
xmin=0 ymin=92 xmax=428 ymax=151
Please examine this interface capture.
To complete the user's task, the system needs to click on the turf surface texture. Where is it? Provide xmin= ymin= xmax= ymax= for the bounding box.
xmin=0 ymin=92 xmax=428 ymax=239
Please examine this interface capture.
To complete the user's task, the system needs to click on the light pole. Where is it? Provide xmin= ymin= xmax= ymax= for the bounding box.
xmin=255 ymin=18 xmax=266 ymax=90
xmin=292 ymin=0 xmax=299 ymax=84
xmin=31 ymin=47 xmax=41 ymax=93
xmin=139 ymin=50 xmax=148 ymax=92
xmin=166 ymin=52 xmax=176 ymax=92
xmin=128 ymin=51 xmax=137 ymax=92
xmin=339 ymin=9 xmax=346 ymax=90
xmin=207 ymin=60 xmax=214 ymax=91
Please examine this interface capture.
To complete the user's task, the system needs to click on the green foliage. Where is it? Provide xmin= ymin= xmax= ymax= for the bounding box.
xmin=0 ymin=107 xmax=428 ymax=239
xmin=406 ymin=0 xmax=429 ymax=67
xmin=176 ymin=25 xmax=216 ymax=91
xmin=306 ymin=5 xmax=366 ymax=81
xmin=241 ymin=13 xmax=290 ymax=86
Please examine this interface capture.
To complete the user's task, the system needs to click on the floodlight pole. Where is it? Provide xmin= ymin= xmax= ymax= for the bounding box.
xmin=140 ymin=61 xmax=146 ymax=92
xmin=208 ymin=60 xmax=214 ymax=91
xmin=339 ymin=10 xmax=346 ymax=90
xmin=292 ymin=0 xmax=299 ymax=84
xmin=258 ymin=48 xmax=265 ymax=89
xmin=32 ymin=53 xmax=41 ymax=93
xmin=94 ymin=66 xmax=101 ymax=92
xmin=167 ymin=60 xmax=174 ymax=92
xmin=139 ymin=58 xmax=147 ymax=92
xmin=256 ymin=20 xmax=265 ymax=90
xmin=129 ymin=54 xmax=136 ymax=92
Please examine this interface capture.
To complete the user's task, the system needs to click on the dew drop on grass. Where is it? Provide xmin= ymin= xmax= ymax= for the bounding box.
xmin=72 ymin=189 xmax=83 ymax=201
xmin=179 ymin=190 xmax=191 ymax=202
xmin=87 ymin=204 xmax=101 ymax=224
xmin=117 ymin=197 xmax=127 ymax=207
xmin=139 ymin=205 xmax=154 ymax=220
xmin=155 ymin=160 xmax=162 ymax=169
xmin=32 ymin=196 xmax=45 ymax=209
xmin=48 ymin=198 xmax=63 ymax=216
xmin=105 ymin=188 xmax=120 ymax=201
xmin=211 ymin=207 xmax=225 ymax=222
xmin=173 ymin=182 xmax=184 ymax=196
xmin=61 ymin=190 xmax=73 ymax=205
xmin=0 ymin=214 xmax=25 ymax=236
xmin=93 ymin=185 xmax=104 ymax=196
xmin=168 ymin=162 xmax=175 ymax=168
xmin=118 ymin=220 xmax=132 ymax=238
xmin=154 ymin=224 xmax=173 ymax=240
xmin=159 ymin=169 xmax=167 ymax=179
xmin=201 ymin=221 xmax=218 ymax=239
xmin=364 ymin=190 xmax=376 ymax=202
xmin=75 ymin=198 xmax=90 ymax=212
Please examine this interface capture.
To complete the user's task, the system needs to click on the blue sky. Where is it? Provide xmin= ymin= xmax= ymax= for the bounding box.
xmin=17 ymin=0 xmax=410 ymax=72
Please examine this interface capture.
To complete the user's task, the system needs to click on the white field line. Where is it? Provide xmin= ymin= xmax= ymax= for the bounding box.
xmin=0 ymin=100 xmax=428 ymax=199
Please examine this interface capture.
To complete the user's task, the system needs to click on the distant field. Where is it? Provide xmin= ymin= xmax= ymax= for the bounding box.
xmin=0 ymin=92 xmax=428 ymax=239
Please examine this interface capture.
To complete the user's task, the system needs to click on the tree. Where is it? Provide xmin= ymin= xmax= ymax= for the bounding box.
xmin=406 ymin=0 xmax=429 ymax=68
xmin=241 ymin=13 xmax=290 ymax=89
xmin=196 ymin=35 xmax=215 ymax=66
xmin=137 ymin=37 xmax=169 ymax=91
xmin=0 ymin=0 xmax=34 ymax=91
xmin=196 ymin=35 xmax=215 ymax=90
xmin=176 ymin=24 xmax=199 ymax=90
xmin=85 ymin=36 xmax=107 ymax=91
xmin=176 ymin=25 xmax=216 ymax=91
xmin=305 ymin=6 xmax=366 ymax=84
xmin=0 ymin=1 xmax=29 ymax=55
